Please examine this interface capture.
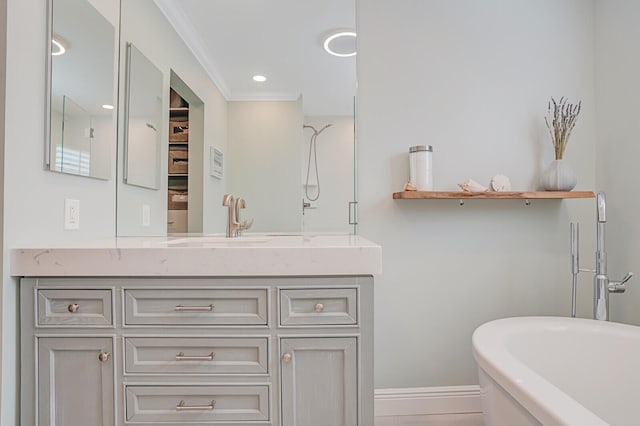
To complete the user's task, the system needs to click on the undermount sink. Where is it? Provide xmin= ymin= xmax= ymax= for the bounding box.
xmin=162 ymin=236 xmax=272 ymax=247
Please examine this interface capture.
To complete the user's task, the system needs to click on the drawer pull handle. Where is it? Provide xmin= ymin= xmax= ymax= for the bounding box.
xmin=98 ymin=351 xmax=110 ymax=363
xmin=176 ymin=400 xmax=216 ymax=411
xmin=314 ymin=303 xmax=324 ymax=313
xmin=174 ymin=304 xmax=214 ymax=312
xmin=282 ymin=353 xmax=292 ymax=363
xmin=68 ymin=303 xmax=79 ymax=313
xmin=175 ymin=352 xmax=215 ymax=361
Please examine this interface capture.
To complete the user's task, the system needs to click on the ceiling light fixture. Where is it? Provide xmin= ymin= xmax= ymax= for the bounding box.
xmin=102 ymin=104 xmax=114 ymax=110
xmin=52 ymin=36 xmax=67 ymax=56
xmin=323 ymin=31 xmax=356 ymax=57
xmin=253 ymin=75 xmax=267 ymax=82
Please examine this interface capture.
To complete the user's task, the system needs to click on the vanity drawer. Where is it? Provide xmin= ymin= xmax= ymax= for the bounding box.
xmin=280 ymin=288 xmax=357 ymax=326
xmin=37 ymin=289 xmax=113 ymax=327
xmin=124 ymin=289 xmax=268 ymax=326
xmin=125 ymin=385 xmax=270 ymax=423
xmin=124 ymin=337 xmax=268 ymax=375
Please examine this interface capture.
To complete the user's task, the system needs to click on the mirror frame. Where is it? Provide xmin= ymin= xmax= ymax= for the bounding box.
xmin=43 ymin=0 xmax=53 ymax=171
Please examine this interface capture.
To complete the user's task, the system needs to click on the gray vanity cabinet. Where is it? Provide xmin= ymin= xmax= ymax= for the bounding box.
xmin=37 ymin=337 xmax=115 ymax=426
xmin=280 ymin=337 xmax=358 ymax=426
xmin=19 ymin=277 xmax=373 ymax=426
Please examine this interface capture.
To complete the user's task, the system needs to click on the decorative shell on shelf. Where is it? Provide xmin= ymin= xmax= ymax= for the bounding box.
xmin=458 ymin=179 xmax=488 ymax=192
xmin=490 ymin=174 xmax=512 ymax=192
xmin=403 ymin=181 xmax=417 ymax=191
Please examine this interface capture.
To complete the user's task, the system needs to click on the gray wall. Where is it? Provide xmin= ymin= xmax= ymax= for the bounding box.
xmin=227 ymin=100 xmax=303 ymax=233
xmin=596 ymin=0 xmax=640 ymax=325
xmin=357 ymin=0 xmax=598 ymax=388
xmin=2 ymin=0 xmax=117 ymax=421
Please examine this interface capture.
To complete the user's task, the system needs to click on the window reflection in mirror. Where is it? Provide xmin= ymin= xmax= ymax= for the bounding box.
xmin=53 ymin=95 xmax=92 ymax=176
xmin=46 ymin=0 xmax=116 ymax=180
xmin=123 ymin=43 xmax=163 ymax=190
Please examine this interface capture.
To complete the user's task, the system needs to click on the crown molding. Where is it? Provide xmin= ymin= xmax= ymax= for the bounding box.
xmin=228 ymin=91 xmax=301 ymax=102
xmin=153 ymin=0 xmax=231 ymax=100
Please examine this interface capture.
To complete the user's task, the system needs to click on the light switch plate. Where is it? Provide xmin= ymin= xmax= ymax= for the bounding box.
xmin=64 ymin=199 xmax=80 ymax=230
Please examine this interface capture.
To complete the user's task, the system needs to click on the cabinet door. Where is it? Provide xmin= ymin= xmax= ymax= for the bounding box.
xmin=38 ymin=337 xmax=114 ymax=426
xmin=280 ymin=337 xmax=357 ymax=426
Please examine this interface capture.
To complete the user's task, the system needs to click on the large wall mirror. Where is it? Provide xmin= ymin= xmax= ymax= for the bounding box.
xmin=45 ymin=0 xmax=117 ymax=179
xmin=117 ymin=0 xmax=356 ymax=236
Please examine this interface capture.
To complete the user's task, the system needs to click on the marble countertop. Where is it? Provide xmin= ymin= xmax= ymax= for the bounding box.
xmin=10 ymin=234 xmax=381 ymax=277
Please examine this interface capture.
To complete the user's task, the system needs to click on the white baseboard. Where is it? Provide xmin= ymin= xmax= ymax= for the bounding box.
xmin=375 ymin=385 xmax=482 ymax=417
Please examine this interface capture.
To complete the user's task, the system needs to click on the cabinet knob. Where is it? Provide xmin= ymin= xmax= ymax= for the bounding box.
xmin=281 ymin=353 xmax=292 ymax=363
xmin=68 ymin=303 xmax=79 ymax=313
xmin=314 ymin=303 xmax=324 ymax=313
xmin=98 ymin=351 xmax=110 ymax=363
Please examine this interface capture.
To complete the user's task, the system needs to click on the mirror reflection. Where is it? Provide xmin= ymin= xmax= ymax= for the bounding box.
xmin=46 ymin=0 xmax=116 ymax=179
xmin=123 ymin=43 xmax=163 ymax=189
xmin=117 ymin=0 xmax=356 ymax=236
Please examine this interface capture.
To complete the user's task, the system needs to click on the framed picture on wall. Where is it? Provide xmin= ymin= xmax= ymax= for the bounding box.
xmin=211 ymin=147 xmax=223 ymax=179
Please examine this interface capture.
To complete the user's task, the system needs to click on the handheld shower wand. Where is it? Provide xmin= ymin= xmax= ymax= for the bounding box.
xmin=303 ymin=124 xmax=332 ymax=202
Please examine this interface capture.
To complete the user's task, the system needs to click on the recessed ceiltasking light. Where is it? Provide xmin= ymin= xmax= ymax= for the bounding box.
xmin=253 ymin=75 xmax=267 ymax=82
xmin=102 ymin=104 xmax=114 ymax=110
xmin=52 ymin=37 xmax=67 ymax=56
xmin=323 ymin=31 xmax=356 ymax=57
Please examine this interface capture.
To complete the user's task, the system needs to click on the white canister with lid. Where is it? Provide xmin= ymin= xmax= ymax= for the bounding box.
xmin=409 ymin=145 xmax=433 ymax=190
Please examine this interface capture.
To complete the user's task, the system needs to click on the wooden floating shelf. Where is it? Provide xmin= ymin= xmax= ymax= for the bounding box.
xmin=393 ymin=191 xmax=595 ymax=200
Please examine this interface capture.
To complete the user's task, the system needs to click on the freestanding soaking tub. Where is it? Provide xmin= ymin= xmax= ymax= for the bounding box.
xmin=472 ymin=316 xmax=640 ymax=426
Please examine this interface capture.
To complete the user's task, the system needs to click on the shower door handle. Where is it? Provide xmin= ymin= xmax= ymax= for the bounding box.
xmin=348 ymin=201 xmax=358 ymax=225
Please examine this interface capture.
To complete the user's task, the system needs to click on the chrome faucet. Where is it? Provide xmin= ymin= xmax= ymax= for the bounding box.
xmin=222 ymin=194 xmax=252 ymax=237
xmin=593 ymin=192 xmax=633 ymax=320
xmin=570 ymin=191 xmax=633 ymax=320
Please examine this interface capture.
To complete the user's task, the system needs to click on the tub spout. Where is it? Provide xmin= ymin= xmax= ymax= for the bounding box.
xmin=570 ymin=192 xmax=633 ymax=320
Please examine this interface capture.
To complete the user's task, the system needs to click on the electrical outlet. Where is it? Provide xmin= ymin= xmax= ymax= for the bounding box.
xmin=142 ymin=204 xmax=151 ymax=227
xmin=64 ymin=199 xmax=80 ymax=230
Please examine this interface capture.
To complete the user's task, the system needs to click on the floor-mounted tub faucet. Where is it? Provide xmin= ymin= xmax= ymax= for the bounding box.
xmin=571 ymin=191 xmax=633 ymax=320
xmin=222 ymin=194 xmax=253 ymax=237
xmin=593 ymin=192 xmax=633 ymax=320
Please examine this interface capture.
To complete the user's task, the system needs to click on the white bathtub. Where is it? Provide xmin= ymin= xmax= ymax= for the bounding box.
xmin=472 ymin=316 xmax=640 ymax=426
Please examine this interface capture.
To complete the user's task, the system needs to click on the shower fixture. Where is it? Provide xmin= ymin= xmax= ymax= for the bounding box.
xmin=303 ymin=124 xmax=332 ymax=202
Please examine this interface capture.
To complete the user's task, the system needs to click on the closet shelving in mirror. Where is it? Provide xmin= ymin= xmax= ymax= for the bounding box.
xmin=169 ymin=107 xmax=189 ymax=115
xmin=393 ymin=191 xmax=595 ymax=200
xmin=168 ymin=89 xmax=189 ymax=233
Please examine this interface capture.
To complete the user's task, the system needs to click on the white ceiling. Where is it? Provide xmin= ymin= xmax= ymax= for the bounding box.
xmin=51 ymin=0 xmax=115 ymax=116
xmin=154 ymin=0 xmax=357 ymax=116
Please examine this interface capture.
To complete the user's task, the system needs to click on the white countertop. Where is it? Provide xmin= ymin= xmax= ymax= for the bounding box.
xmin=10 ymin=234 xmax=381 ymax=277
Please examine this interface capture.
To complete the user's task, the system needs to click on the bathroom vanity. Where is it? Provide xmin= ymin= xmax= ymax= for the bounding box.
xmin=11 ymin=235 xmax=380 ymax=426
